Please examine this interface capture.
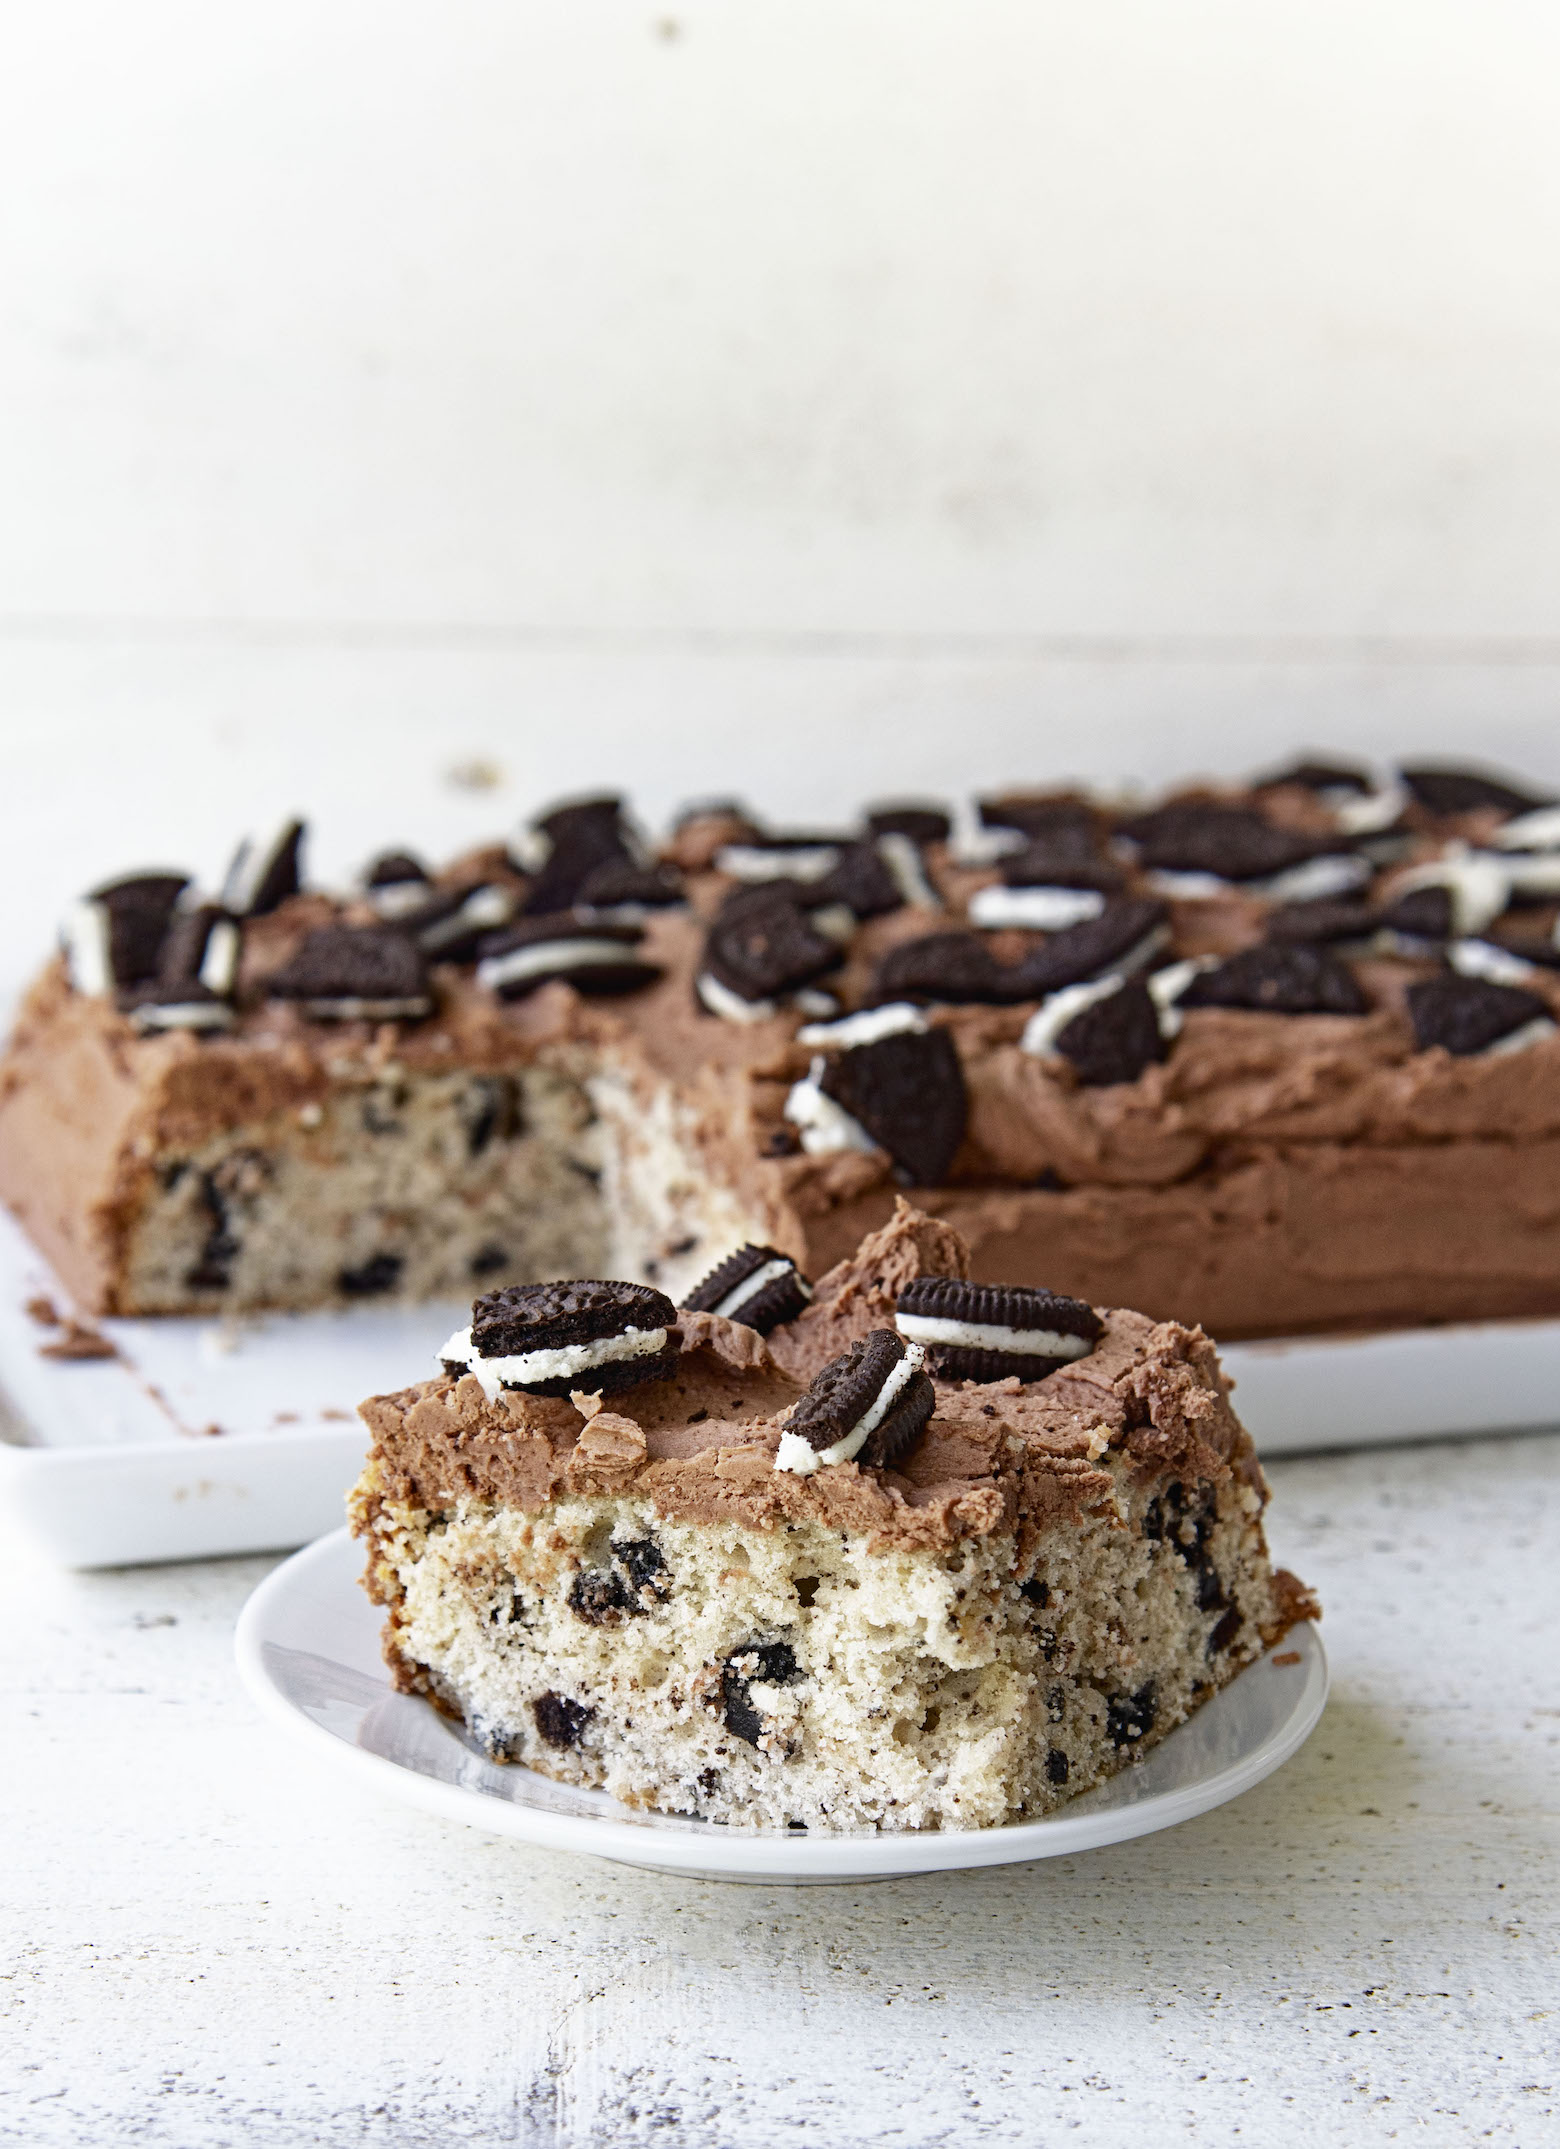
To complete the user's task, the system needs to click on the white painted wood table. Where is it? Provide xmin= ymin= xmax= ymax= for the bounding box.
xmin=3 ymin=1431 xmax=1555 ymax=2147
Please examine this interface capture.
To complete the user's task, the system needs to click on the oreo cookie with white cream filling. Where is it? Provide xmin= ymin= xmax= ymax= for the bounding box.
xmin=1116 ymin=803 xmax=1346 ymax=885
xmin=811 ymin=841 xmax=905 ymax=921
xmin=222 ymin=822 xmax=304 ymax=918
xmin=1175 ymin=943 xmax=1370 ymax=1017
xmin=70 ymin=873 xmax=192 ymax=993
xmin=895 ymin=1276 xmax=1102 ymax=1385
xmin=1011 ymin=899 xmax=1170 ymax=998
xmin=699 ymin=893 xmax=843 ymax=1021
xmin=475 ymin=915 xmax=661 ymax=1000
xmin=864 ymin=803 xmax=951 ymax=847
xmin=680 ymin=1244 xmax=813 ymax=1333
xmin=121 ymin=980 xmax=236 ymax=1035
xmin=156 ymin=903 xmax=241 ymax=998
xmin=1024 ymin=976 xmax=1168 ymax=1088
xmin=440 ymin=1279 xmax=680 ymax=1401
xmin=774 ymin=1329 xmax=935 ymax=1475
xmin=410 ymin=882 xmax=517 ymax=962
xmin=362 ymin=852 xmax=434 ymax=918
xmin=811 ymin=1027 xmax=968 ymax=1184
xmin=1405 ymin=975 xmax=1557 ymax=1058
xmin=265 ymin=925 xmax=434 ymax=1021
xmin=573 ymin=858 xmax=685 ymax=923
xmin=514 ymin=797 xmax=640 ymax=914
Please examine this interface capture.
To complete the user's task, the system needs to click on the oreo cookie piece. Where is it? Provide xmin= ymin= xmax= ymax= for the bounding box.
xmin=978 ymin=797 xmax=1099 ymax=850
xmin=440 ymin=1278 xmax=679 ymax=1400
xmin=1116 ymin=803 xmax=1337 ymax=883
xmin=1264 ymin=897 xmax=1380 ymax=947
xmin=516 ymin=797 xmax=639 ymax=914
xmin=79 ymin=874 xmax=191 ymax=989
xmin=574 ymin=858 xmax=685 ymax=922
xmin=222 ymin=822 xmax=304 ymax=917
xmin=1406 ymin=975 xmax=1557 ymax=1058
xmin=157 ymin=903 xmax=242 ymax=997
xmin=1011 ymin=899 xmax=1171 ymax=998
xmin=680 ymin=1244 xmax=812 ymax=1333
xmin=814 ymin=1027 xmax=968 ymax=1185
xmin=865 ymin=803 xmax=952 ymax=847
xmin=1378 ymin=853 xmax=1512 ymax=942
xmin=1398 ymin=765 xmax=1551 ymax=819
xmin=475 ymin=915 xmax=661 ymax=1000
xmin=121 ymin=980 xmax=236 ymax=1035
xmin=1176 ymin=943 xmax=1370 ymax=1017
xmin=362 ymin=852 xmax=435 ymax=919
xmin=1375 ymin=884 xmax=1454 ymax=946
xmin=1252 ymin=757 xmax=1372 ymax=796
xmin=265 ymin=925 xmax=434 ymax=1021
xmin=812 ymin=842 xmax=904 ymax=921
xmin=895 ymin=1276 xmax=1102 ymax=1385
xmin=871 ymin=930 xmax=1016 ymax=1006
xmin=1000 ymin=845 xmax=1122 ymax=895
xmin=410 ymin=882 xmax=517 ymax=962
xmin=774 ymin=1329 xmax=935 ymax=1475
xmin=699 ymin=893 xmax=842 ymax=1019
xmin=1035 ymin=976 xmax=1169 ymax=1088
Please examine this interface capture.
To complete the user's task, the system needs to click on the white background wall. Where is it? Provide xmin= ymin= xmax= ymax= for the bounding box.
xmin=3 ymin=1 xmax=1560 ymax=984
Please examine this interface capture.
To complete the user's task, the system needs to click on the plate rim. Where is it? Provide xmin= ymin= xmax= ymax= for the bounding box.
xmin=235 ymin=1528 xmax=1329 ymax=1881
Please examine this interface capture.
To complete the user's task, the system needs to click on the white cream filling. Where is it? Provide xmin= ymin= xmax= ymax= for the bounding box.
xmin=784 ymin=1060 xmax=877 ymax=1155
xmin=439 ymin=1321 xmax=668 ymax=1402
xmin=1019 ymin=974 xmax=1125 ymax=1058
xmin=696 ymin=971 xmax=777 ymax=1024
xmin=476 ymin=937 xmax=635 ymax=992
xmin=1449 ymin=938 xmax=1542 ymax=988
xmin=791 ymin=988 xmax=840 ymax=1018
xmin=1391 ymin=848 xmax=1511 ymax=937
xmin=1484 ymin=1016 xmax=1559 ymax=1058
xmin=421 ymin=885 xmax=514 ymax=951
xmin=1492 ymin=804 xmax=1560 ymax=853
xmin=712 ymin=1258 xmax=811 ymax=1322
xmin=969 ymin=885 xmax=1106 ymax=931
xmin=947 ymin=822 xmax=1029 ymax=868
xmin=809 ymin=903 xmax=858 ymax=944
xmin=1332 ymin=782 xmax=1409 ymax=836
xmin=715 ymin=843 xmax=840 ymax=884
xmin=61 ymin=901 xmax=113 ymax=997
xmin=796 ymin=1002 xmax=926 ymax=1049
xmin=364 ymin=879 xmax=433 ymax=919
xmin=1146 ymin=854 xmax=1370 ymax=903
xmin=775 ymin=1341 xmax=925 ymax=1475
xmin=895 ymin=1312 xmax=1092 ymax=1361
xmin=198 ymin=918 xmax=241 ymax=996
xmin=875 ymin=832 xmax=942 ymax=910
xmin=130 ymin=1000 xmax=236 ymax=1034
xmin=1501 ymin=853 xmax=1560 ymax=899
xmin=222 ymin=826 xmax=295 ymax=915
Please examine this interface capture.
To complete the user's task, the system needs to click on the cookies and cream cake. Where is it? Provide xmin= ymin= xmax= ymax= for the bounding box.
xmin=4 ymin=756 xmax=1560 ymax=1337
xmin=350 ymin=1204 xmax=1317 ymax=1832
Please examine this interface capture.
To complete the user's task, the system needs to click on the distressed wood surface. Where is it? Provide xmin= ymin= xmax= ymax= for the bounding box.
xmin=3 ymin=1432 xmax=1557 ymax=2146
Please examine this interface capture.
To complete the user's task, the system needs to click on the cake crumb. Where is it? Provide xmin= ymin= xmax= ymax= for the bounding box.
xmin=1272 ymin=1650 xmax=1302 ymax=1666
xmin=39 ymin=1320 xmax=118 ymax=1361
xmin=24 ymin=1294 xmax=59 ymax=1327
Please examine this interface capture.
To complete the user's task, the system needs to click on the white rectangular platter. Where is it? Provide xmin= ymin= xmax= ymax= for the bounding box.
xmin=0 ymin=1206 xmax=1555 ymax=1568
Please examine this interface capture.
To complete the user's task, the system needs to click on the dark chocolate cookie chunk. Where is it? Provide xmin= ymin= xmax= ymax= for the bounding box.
xmin=702 ymin=892 xmax=843 ymax=1005
xmin=812 ymin=842 xmax=904 ymax=921
xmin=1116 ymin=803 xmax=1335 ymax=881
xmin=778 ymin=1329 xmax=936 ymax=1472
xmin=1011 ymin=899 xmax=1170 ymax=997
xmin=1176 ymin=943 xmax=1370 ymax=1016
xmin=1252 ymin=757 xmax=1372 ymax=795
xmin=1375 ymin=885 xmax=1454 ymax=944
xmin=475 ymin=915 xmax=661 ymax=999
xmin=1263 ymin=897 xmax=1380 ymax=946
xmin=895 ymin=1275 xmax=1102 ymax=1384
xmin=87 ymin=873 xmax=191 ymax=986
xmin=1052 ymin=977 xmax=1168 ymax=1087
xmin=871 ymin=930 xmax=1016 ymax=1006
xmin=222 ymin=822 xmax=304 ymax=917
xmin=816 ymin=1027 xmax=968 ymax=1184
xmin=978 ymin=797 xmax=1098 ymax=849
xmin=265 ymin=924 xmax=434 ymax=1020
xmin=1398 ymin=765 xmax=1551 ymax=819
xmin=365 ymin=850 xmax=429 ymax=889
xmin=155 ymin=904 xmax=241 ymax=996
xmin=518 ymin=797 xmax=638 ymax=914
xmin=864 ymin=803 xmax=952 ymax=846
xmin=1405 ymin=975 xmax=1555 ymax=1057
xmin=1000 ymin=844 xmax=1123 ymax=894
xmin=680 ymin=1244 xmax=812 ymax=1333
xmin=446 ymin=1276 xmax=680 ymax=1398
xmin=574 ymin=858 xmax=685 ymax=916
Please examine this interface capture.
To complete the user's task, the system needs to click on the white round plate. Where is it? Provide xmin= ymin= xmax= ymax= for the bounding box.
xmin=236 ymin=1528 xmax=1328 ymax=1885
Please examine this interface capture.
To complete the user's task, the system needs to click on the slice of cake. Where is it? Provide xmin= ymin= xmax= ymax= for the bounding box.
xmin=350 ymin=1203 xmax=1317 ymax=1832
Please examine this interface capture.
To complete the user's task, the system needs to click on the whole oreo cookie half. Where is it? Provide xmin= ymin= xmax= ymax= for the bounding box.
xmin=1116 ymin=803 xmax=1336 ymax=882
xmin=1176 ymin=943 xmax=1370 ymax=1016
xmin=475 ymin=915 xmax=661 ymax=999
xmin=1398 ymin=765 xmax=1551 ymax=819
xmin=700 ymin=892 xmax=843 ymax=1015
xmin=1011 ymin=898 xmax=1171 ymax=998
xmin=865 ymin=803 xmax=952 ymax=847
xmin=774 ymin=1329 xmax=935 ymax=1475
xmin=895 ymin=1275 xmax=1102 ymax=1385
xmin=265 ymin=924 xmax=434 ymax=1021
xmin=1406 ymin=975 xmax=1556 ymax=1057
xmin=680 ymin=1243 xmax=813 ymax=1333
xmin=222 ymin=822 xmax=305 ymax=918
xmin=816 ymin=1027 xmax=968 ymax=1185
xmin=1049 ymin=977 xmax=1168 ymax=1088
xmin=871 ymin=930 xmax=1016 ymax=1006
xmin=441 ymin=1278 xmax=680 ymax=1400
